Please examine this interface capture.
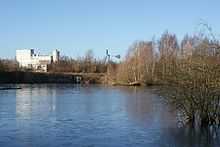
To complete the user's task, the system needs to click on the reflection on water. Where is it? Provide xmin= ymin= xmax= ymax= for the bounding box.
xmin=16 ymin=85 xmax=57 ymax=119
xmin=0 ymin=84 xmax=219 ymax=147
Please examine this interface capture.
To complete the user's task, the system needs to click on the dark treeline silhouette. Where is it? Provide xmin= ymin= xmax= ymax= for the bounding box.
xmin=108 ymin=30 xmax=220 ymax=127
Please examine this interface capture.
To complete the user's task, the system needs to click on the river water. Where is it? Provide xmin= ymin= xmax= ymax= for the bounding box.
xmin=0 ymin=84 xmax=219 ymax=147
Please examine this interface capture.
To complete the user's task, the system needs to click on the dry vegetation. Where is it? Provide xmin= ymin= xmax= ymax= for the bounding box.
xmin=0 ymin=49 xmax=107 ymax=73
xmin=48 ymin=49 xmax=107 ymax=73
xmin=108 ymin=29 xmax=220 ymax=127
xmin=0 ymin=59 xmax=19 ymax=72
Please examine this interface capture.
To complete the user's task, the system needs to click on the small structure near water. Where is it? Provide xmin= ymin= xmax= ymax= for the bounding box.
xmin=16 ymin=49 xmax=60 ymax=72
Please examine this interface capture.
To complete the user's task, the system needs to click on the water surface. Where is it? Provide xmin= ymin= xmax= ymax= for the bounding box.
xmin=0 ymin=84 xmax=219 ymax=147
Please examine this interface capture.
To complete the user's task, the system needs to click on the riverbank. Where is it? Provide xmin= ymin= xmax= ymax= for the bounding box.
xmin=0 ymin=71 xmax=104 ymax=84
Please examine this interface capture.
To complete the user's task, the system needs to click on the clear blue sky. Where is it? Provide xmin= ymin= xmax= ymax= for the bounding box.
xmin=0 ymin=0 xmax=219 ymax=59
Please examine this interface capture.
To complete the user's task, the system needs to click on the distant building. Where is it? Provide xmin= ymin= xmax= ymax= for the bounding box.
xmin=16 ymin=49 xmax=60 ymax=72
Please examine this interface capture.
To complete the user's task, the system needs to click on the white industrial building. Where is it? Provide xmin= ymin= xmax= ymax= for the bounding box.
xmin=16 ymin=49 xmax=60 ymax=72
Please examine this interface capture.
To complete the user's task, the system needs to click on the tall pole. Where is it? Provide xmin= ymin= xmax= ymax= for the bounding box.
xmin=106 ymin=49 xmax=110 ymax=84
xmin=105 ymin=49 xmax=120 ymax=84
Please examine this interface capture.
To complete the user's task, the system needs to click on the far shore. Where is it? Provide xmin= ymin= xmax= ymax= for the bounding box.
xmin=0 ymin=71 xmax=105 ymax=84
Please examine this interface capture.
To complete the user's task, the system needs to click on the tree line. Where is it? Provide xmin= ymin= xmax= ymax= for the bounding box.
xmin=48 ymin=49 xmax=107 ymax=73
xmin=0 ymin=49 xmax=107 ymax=73
xmin=108 ymin=30 xmax=220 ymax=127
xmin=0 ymin=59 xmax=19 ymax=72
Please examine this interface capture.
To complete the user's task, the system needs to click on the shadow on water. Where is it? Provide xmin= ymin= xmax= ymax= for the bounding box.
xmin=159 ymin=125 xmax=220 ymax=147
xmin=117 ymin=86 xmax=220 ymax=147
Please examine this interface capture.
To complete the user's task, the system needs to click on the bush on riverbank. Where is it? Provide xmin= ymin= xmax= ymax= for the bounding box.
xmin=162 ymin=57 xmax=220 ymax=127
xmin=108 ymin=29 xmax=220 ymax=127
xmin=0 ymin=59 xmax=20 ymax=72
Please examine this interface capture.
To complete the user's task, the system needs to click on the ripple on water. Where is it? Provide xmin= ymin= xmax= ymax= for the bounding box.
xmin=0 ymin=85 xmax=219 ymax=147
